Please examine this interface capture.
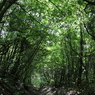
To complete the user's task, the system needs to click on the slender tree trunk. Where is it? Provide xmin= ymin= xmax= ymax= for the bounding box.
xmin=77 ymin=25 xmax=84 ymax=87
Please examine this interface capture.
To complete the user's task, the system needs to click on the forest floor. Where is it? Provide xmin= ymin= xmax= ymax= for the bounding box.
xmin=39 ymin=86 xmax=80 ymax=95
xmin=38 ymin=86 xmax=95 ymax=95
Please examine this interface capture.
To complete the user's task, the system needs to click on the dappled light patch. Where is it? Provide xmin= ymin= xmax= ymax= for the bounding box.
xmin=40 ymin=86 xmax=80 ymax=95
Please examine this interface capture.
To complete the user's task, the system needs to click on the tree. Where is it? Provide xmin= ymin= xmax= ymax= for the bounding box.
xmin=0 ymin=0 xmax=95 ymax=94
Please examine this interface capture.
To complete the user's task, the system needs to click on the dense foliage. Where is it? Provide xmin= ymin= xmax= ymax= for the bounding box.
xmin=0 ymin=0 xmax=95 ymax=94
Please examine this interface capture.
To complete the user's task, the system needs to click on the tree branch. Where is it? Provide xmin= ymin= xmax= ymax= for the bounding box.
xmin=83 ymin=23 xmax=95 ymax=37
xmin=0 ymin=0 xmax=17 ymax=22
xmin=83 ymin=0 xmax=95 ymax=5
xmin=0 ymin=0 xmax=7 ymax=11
